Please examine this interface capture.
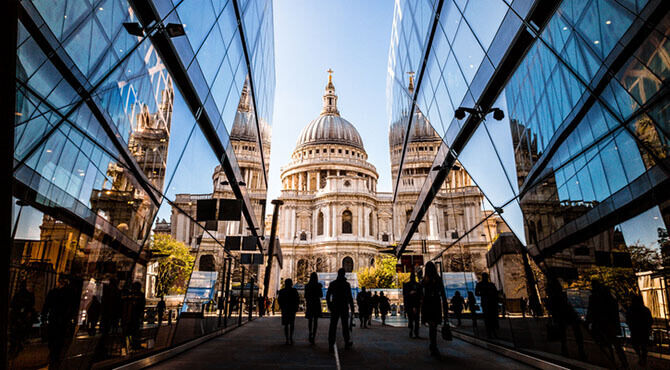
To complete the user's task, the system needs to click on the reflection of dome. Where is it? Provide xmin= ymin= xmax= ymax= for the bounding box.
xmin=229 ymin=79 xmax=271 ymax=146
xmin=296 ymin=114 xmax=364 ymax=150
xmin=295 ymin=70 xmax=365 ymax=151
xmin=230 ymin=109 xmax=271 ymax=145
xmin=389 ymin=109 xmax=439 ymax=148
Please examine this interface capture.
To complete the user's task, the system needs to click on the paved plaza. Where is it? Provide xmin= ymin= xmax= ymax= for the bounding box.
xmin=150 ymin=316 xmax=533 ymax=369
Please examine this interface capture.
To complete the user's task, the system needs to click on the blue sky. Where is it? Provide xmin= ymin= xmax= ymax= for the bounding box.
xmin=267 ymin=0 xmax=395 ymax=203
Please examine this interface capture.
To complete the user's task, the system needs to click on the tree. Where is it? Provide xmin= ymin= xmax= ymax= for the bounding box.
xmin=357 ymin=255 xmax=409 ymax=289
xmin=628 ymin=242 xmax=661 ymax=272
xmin=151 ymin=233 xmax=194 ymax=297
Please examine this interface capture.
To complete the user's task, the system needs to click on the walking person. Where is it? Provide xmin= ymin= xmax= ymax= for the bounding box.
xmin=422 ymin=262 xmax=449 ymax=357
xmin=520 ymin=297 xmax=527 ymax=318
xmin=585 ymin=279 xmax=628 ymax=368
xmin=451 ymin=291 xmax=465 ymax=326
xmin=86 ymin=296 xmax=101 ymax=336
xmin=356 ymin=287 xmax=370 ymax=328
xmin=305 ymin=273 xmax=323 ymax=344
xmin=475 ymin=273 xmax=498 ymax=338
xmin=372 ymin=291 xmax=380 ymax=318
xmin=156 ymin=296 xmax=166 ymax=326
xmin=278 ymin=279 xmax=299 ymax=344
xmin=467 ymin=291 xmax=478 ymax=331
xmin=42 ymin=278 xmax=78 ymax=369
xmin=379 ymin=292 xmax=391 ymax=326
xmin=366 ymin=289 xmax=373 ymax=327
xmin=327 ymin=268 xmax=355 ymax=352
xmin=403 ymin=272 xmax=422 ymax=338
xmin=627 ymin=294 xmax=653 ymax=366
xmin=9 ymin=280 xmax=35 ymax=359
xmin=546 ymin=278 xmax=586 ymax=359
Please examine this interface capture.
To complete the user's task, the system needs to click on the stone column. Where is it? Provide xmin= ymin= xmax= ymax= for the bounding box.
xmin=307 ymin=171 xmax=311 ymax=191
xmin=332 ymin=205 xmax=337 ymax=237
xmin=290 ymin=208 xmax=296 ymax=240
xmin=357 ymin=205 xmax=363 ymax=236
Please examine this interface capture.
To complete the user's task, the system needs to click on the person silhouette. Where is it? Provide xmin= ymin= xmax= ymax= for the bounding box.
xmin=379 ymin=292 xmax=391 ymax=326
xmin=586 ymin=279 xmax=628 ymax=368
xmin=278 ymin=278 xmax=299 ymax=344
xmin=451 ymin=291 xmax=465 ymax=326
xmin=475 ymin=272 xmax=498 ymax=338
xmin=356 ymin=287 xmax=370 ymax=328
xmin=305 ymin=272 xmax=323 ymax=344
xmin=327 ymin=268 xmax=355 ymax=352
xmin=467 ymin=291 xmax=478 ymax=331
xmin=9 ymin=280 xmax=35 ymax=358
xmin=122 ymin=281 xmax=146 ymax=350
xmin=86 ymin=296 xmax=101 ymax=336
xmin=546 ymin=277 xmax=586 ymax=359
xmin=627 ymin=294 xmax=653 ymax=366
xmin=157 ymin=296 xmax=166 ymax=326
xmin=422 ymin=262 xmax=448 ymax=357
xmin=372 ymin=291 xmax=380 ymax=318
xmin=403 ymin=272 xmax=422 ymax=338
xmin=42 ymin=278 xmax=77 ymax=368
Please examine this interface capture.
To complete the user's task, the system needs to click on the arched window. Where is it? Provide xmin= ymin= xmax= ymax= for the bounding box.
xmin=300 ymin=231 xmax=307 ymax=241
xmin=342 ymin=210 xmax=352 ymax=234
xmin=317 ymin=211 xmax=324 ymax=235
xmin=370 ymin=258 xmax=375 ymax=266
xmin=342 ymin=256 xmax=354 ymax=272
xmin=199 ymin=255 xmax=216 ymax=272
xmin=369 ymin=211 xmax=374 ymax=236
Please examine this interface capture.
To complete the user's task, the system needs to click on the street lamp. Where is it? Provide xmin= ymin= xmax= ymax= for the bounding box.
xmin=454 ymin=106 xmax=505 ymax=121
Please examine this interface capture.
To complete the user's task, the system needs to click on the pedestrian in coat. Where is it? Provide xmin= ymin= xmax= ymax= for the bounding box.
xmin=450 ymin=291 xmax=465 ymax=326
xmin=278 ymin=279 xmax=300 ymax=344
xmin=421 ymin=262 xmax=448 ymax=357
xmin=379 ymin=292 xmax=391 ymax=326
xmin=627 ymin=294 xmax=653 ymax=366
xmin=403 ymin=272 xmax=422 ymax=338
xmin=304 ymin=272 xmax=323 ymax=344
xmin=326 ymin=268 xmax=355 ymax=352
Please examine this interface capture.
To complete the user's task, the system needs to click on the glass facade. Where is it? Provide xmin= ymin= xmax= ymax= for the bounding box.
xmin=10 ymin=0 xmax=274 ymax=368
xmin=389 ymin=0 xmax=670 ymax=367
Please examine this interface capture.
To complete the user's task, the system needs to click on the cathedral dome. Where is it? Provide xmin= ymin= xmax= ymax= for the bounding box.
xmin=295 ymin=70 xmax=365 ymax=151
xmin=296 ymin=114 xmax=364 ymax=150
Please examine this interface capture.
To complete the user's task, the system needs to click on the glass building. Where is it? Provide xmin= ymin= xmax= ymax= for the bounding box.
xmin=8 ymin=0 xmax=275 ymax=368
xmin=388 ymin=0 xmax=670 ymax=367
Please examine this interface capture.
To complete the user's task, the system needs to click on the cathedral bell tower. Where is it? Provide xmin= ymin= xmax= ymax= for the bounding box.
xmin=321 ymin=68 xmax=339 ymax=116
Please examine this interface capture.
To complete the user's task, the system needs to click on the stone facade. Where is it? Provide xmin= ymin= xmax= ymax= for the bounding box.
xmin=278 ymin=73 xmax=507 ymax=284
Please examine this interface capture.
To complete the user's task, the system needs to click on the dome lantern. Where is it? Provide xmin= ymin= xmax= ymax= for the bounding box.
xmin=321 ymin=68 xmax=339 ymax=116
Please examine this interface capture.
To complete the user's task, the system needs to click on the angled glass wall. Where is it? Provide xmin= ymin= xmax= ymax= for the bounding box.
xmin=388 ymin=0 xmax=670 ymax=367
xmin=9 ymin=1 xmax=275 ymax=368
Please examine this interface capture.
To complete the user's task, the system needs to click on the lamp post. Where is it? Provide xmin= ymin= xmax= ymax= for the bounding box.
xmin=262 ymin=200 xmax=283 ymax=306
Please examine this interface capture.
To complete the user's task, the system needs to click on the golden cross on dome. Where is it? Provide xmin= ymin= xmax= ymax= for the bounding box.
xmin=327 ymin=68 xmax=333 ymax=83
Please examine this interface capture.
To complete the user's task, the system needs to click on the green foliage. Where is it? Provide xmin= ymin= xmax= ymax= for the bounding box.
xmin=151 ymin=233 xmax=194 ymax=297
xmin=628 ymin=242 xmax=662 ymax=272
xmin=569 ymin=266 xmax=638 ymax=306
xmin=357 ymin=255 xmax=409 ymax=289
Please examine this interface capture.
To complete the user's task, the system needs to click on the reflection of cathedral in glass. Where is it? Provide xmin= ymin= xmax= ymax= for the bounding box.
xmin=389 ymin=74 xmax=507 ymax=275
xmin=169 ymin=77 xmax=270 ymax=281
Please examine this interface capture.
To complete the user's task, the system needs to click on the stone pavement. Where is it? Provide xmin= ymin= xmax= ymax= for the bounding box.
xmin=150 ymin=315 xmax=533 ymax=369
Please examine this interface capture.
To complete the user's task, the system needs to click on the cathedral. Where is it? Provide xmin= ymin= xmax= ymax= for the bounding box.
xmin=166 ymin=71 xmax=507 ymax=291
xmin=277 ymin=72 xmax=508 ymax=284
